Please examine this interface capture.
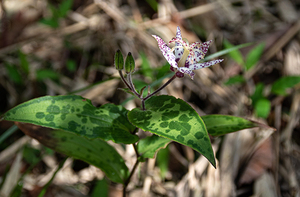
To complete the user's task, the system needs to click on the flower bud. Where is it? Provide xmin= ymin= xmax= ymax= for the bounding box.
xmin=114 ymin=49 xmax=124 ymax=70
xmin=125 ymin=52 xmax=135 ymax=74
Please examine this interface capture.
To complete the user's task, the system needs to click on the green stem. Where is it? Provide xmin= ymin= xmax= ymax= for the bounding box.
xmin=141 ymin=74 xmax=177 ymax=110
xmin=127 ymin=74 xmax=141 ymax=98
xmin=38 ymin=157 xmax=68 ymax=197
xmin=119 ymin=70 xmax=132 ymax=91
xmin=143 ymin=74 xmax=176 ymax=101
xmin=123 ymin=144 xmax=140 ymax=197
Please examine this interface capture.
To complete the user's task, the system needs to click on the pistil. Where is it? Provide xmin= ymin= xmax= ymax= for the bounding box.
xmin=177 ymin=48 xmax=189 ymax=67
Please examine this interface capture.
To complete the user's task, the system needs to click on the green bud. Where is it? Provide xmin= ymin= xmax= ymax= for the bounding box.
xmin=114 ymin=49 xmax=124 ymax=70
xmin=125 ymin=52 xmax=135 ymax=74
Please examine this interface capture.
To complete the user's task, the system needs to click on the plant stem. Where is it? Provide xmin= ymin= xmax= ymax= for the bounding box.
xmin=121 ymin=74 xmax=177 ymax=196
xmin=127 ymin=74 xmax=141 ymax=98
xmin=141 ymin=74 xmax=177 ymax=110
xmin=143 ymin=74 xmax=176 ymax=101
xmin=123 ymin=144 xmax=140 ymax=197
xmin=119 ymin=70 xmax=132 ymax=91
xmin=119 ymin=70 xmax=141 ymax=98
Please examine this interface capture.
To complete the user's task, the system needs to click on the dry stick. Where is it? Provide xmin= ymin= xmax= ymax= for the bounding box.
xmin=0 ymin=1 xmax=220 ymax=55
xmin=127 ymin=0 xmax=143 ymax=23
xmin=179 ymin=2 xmax=218 ymax=19
xmin=0 ymin=21 xmax=89 ymax=55
xmin=245 ymin=20 xmax=300 ymax=80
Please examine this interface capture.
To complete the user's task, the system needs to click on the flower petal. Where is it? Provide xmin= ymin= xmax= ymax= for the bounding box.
xmin=175 ymin=26 xmax=184 ymax=58
xmin=188 ymin=59 xmax=224 ymax=70
xmin=199 ymin=40 xmax=212 ymax=55
xmin=152 ymin=35 xmax=178 ymax=69
xmin=177 ymin=67 xmax=195 ymax=79
xmin=188 ymin=40 xmax=212 ymax=63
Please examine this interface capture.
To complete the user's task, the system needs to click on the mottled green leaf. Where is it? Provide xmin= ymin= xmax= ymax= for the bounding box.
xmin=137 ymin=135 xmax=171 ymax=161
xmin=271 ymin=76 xmax=300 ymax=95
xmin=128 ymin=95 xmax=215 ymax=167
xmin=2 ymin=95 xmax=138 ymax=144
xmin=16 ymin=122 xmax=129 ymax=184
xmin=245 ymin=43 xmax=265 ymax=70
xmin=201 ymin=115 xmax=257 ymax=136
xmin=255 ymin=99 xmax=271 ymax=119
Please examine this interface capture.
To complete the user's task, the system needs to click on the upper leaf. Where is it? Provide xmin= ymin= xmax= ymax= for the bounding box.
xmin=128 ymin=95 xmax=215 ymax=167
xmin=2 ymin=95 xmax=138 ymax=144
xmin=16 ymin=122 xmax=129 ymax=184
xmin=245 ymin=43 xmax=265 ymax=70
xmin=201 ymin=115 xmax=258 ymax=136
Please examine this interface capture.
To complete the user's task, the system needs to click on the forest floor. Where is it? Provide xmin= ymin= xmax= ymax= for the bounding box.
xmin=0 ymin=0 xmax=300 ymax=196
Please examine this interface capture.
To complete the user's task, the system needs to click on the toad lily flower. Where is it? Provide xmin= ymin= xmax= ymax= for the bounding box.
xmin=152 ymin=26 xmax=223 ymax=79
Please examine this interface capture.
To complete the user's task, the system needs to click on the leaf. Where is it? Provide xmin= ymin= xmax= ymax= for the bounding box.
xmin=245 ymin=43 xmax=265 ymax=70
xmin=39 ymin=18 xmax=59 ymax=28
xmin=203 ymin=42 xmax=251 ymax=62
xmin=15 ymin=122 xmax=129 ymax=184
xmin=255 ymin=99 xmax=271 ymax=119
xmin=146 ymin=0 xmax=158 ymax=11
xmin=223 ymin=39 xmax=245 ymax=65
xmin=58 ymin=0 xmax=73 ymax=17
xmin=2 ymin=95 xmax=138 ymax=144
xmin=156 ymin=146 xmax=169 ymax=178
xmin=18 ymin=51 xmax=29 ymax=74
xmin=271 ymin=76 xmax=300 ymax=95
xmin=91 ymin=179 xmax=109 ymax=197
xmin=66 ymin=60 xmax=76 ymax=72
xmin=250 ymin=83 xmax=265 ymax=106
xmin=36 ymin=69 xmax=60 ymax=81
xmin=155 ymin=63 xmax=171 ymax=80
xmin=224 ymin=75 xmax=245 ymax=85
xmin=140 ymin=52 xmax=154 ymax=80
xmin=23 ymin=145 xmax=41 ymax=165
xmin=137 ymin=135 xmax=171 ymax=161
xmin=5 ymin=63 xmax=23 ymax=85
xmin=201 ymin=115 xmax=258 ymax=136
xmin=128 ymin=95 xmax=215 ymax=167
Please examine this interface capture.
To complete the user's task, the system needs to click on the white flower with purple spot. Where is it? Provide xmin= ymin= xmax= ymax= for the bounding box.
xmin=152 ymin=26 xmax=224 ymax=79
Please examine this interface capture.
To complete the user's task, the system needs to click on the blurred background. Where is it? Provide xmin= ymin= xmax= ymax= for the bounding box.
xmin=0 ymin=0 xmax=300 ymax=196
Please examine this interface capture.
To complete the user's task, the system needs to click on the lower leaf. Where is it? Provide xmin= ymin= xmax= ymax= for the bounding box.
xmin=15 ymin=122 xmax=129 ymax=184
xmin=137 ymin=135 xmax=171 ymax=161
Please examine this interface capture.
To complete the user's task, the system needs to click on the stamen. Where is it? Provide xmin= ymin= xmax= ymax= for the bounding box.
xmin=178 ymin=49 xmax=189 ymax=67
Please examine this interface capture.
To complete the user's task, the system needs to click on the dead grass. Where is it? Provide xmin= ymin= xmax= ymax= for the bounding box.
xmin=0 ymin=0 xmax=300 ymax=196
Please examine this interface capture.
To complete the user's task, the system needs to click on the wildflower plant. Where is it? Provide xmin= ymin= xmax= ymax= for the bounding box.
xmin=1 ymin=26 xmax=263 ymax=196
xmin=153 ymin=26 xmax=223 ymax=79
